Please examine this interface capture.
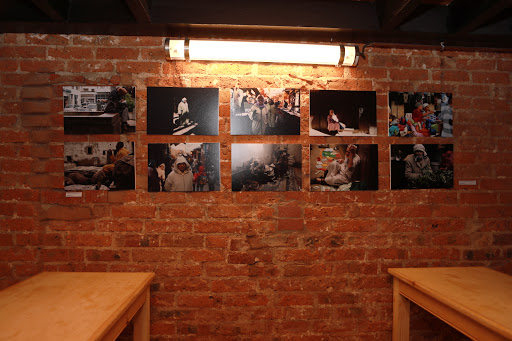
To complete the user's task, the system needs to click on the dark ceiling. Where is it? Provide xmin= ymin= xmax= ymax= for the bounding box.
xmin=1 ymin=0 xmax=511 ymax=50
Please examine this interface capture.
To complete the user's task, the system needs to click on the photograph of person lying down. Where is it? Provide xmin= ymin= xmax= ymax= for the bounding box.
xmin=309 ymin=90 xmax=377 ymax=136
xmin=310 ymin=144 xmax=378 ymax=191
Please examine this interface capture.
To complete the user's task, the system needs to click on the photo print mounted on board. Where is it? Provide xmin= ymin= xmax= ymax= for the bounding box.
xmin=390 ymin=144 xmax=454 ymax=190
xmin=147 ymin=87 xmax=219 ymax=135
xmin=63 ymin=86 xmax=136 ymax=135
xmin=309 ymin=90 xmax=377 ymax=137
xmin=310 ymin=144 xmax=379 ymax=192
xmin=388 ymin=92 xmax=453 ymax=137
xmin=64 ymin=141 xmax=135 ymax=191
xmin=232 ymin=144 xmax=302 ymax=191
xmin=230 ymin=87 xmax=300 ymax=135
xmin=148 ymin=143 xmax=221 ymax=192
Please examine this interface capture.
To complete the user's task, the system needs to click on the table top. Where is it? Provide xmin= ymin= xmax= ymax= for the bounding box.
xmin=388 ymin=267 xmax=512 ymax=340
xmin=0 ymin=272 xmax=155 ymax=341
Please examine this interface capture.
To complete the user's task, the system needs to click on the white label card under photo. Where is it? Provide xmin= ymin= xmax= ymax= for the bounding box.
xmin=66 ymin=192 xmax=83 ymax=198
xmin=458 ymin=180 xmax=477 ymax=186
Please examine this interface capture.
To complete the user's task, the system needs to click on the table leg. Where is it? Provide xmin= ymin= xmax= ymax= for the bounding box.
xmin=133 ymin=288 xmax=150 ymax=341
xmin=392 ymin=278 xmax=410 ymax=341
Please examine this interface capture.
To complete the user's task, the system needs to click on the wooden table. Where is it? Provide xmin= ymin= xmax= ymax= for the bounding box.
xmin=388 ymin=267 xmax=512 ymax=341
xmin=0 ymin=272 xmax=155 ymax=341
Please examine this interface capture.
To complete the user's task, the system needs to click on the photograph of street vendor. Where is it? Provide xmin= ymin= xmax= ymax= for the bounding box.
xmin=388 ymin=91 xmax=453 ymax=137
xmin=147 ymin=87 xmax=219 ymax=135
xmin=64 ymin=141 xmax=135 ymax=191
xmin=390 ymin=144 xmax=454 ymax=190
xmin=230 ymin=87 xmax=300 ymax=135
xmin=63 ymin=85 xmax=136 ymax=135
xmin=232 ymin=144 xmax=302 ymax=191
xmin=310 ymin=144 xmax=378 ymax=191
xmin=148 ymin=143 xmax=220 ymax=192
xmin=309 ymin=90 xmax=377 ymax=137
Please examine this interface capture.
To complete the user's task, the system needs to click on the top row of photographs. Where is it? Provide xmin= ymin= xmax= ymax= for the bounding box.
xmin=63 ymin=86 xmax=453 ymax=138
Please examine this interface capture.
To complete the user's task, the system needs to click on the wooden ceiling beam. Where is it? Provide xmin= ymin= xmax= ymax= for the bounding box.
xmin=124 ymin=0 xmax=151 ymax=24
xmin=380 ymin=0 xmax=423 ymax=31
xmin=30 ymin=0 xmax=65 ymax=22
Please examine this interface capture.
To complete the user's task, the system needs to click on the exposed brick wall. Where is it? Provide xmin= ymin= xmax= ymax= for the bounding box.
xmin=0 ymin=33 xmax=511 ymax=340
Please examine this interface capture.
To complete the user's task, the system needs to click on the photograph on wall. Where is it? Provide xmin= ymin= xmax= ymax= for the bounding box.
xmin=64 ymin=141 xmax=135 ymax=191
xmin=148 ymin=143 xmax=220 ymax=192
xmin=390 ymin=144 xmax=454 ymax=190
xmin=147 ymin=87 xmax=219 ymax=135
xmin=232 ymin=144 xmax=302 ymax=191
xmin=309 ymin=90 xmax=377 ymax=136
xmin=230 ymin=87 xmax=300 ymax=135
xmin=310 ymin=144 xmax=378 ymax=192
xmin=63 ymin=86 xmax=136 ymax=135
xmin=388 ymin=92 xmax=453 ymax=137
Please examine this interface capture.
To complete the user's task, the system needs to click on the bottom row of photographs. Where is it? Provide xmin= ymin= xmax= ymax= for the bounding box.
xmin=64 ymin=143 xmax=454 ymax=192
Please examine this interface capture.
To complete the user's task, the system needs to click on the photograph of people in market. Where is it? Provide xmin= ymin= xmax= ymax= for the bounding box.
xmin=388 ymin=92 xmax=453 ymax=137
xmin=63 ymin=86 xmax=136 ymax=134
xmin=310 ymin=144 xmax=378 ymax=191
xmin=230 ymin=87 xmax=300 ymax=135
xmin=390 ymin=144 xmax=454 ymax=189
xmin=232 ymin=144 xmax=302 ymax=191
xmin=148 ymin=143 xmax=220 ymax=192
xmin=147 ymin=87 xmax=219 ymax=135
xmin=309 ymin=90 xmax=377 ymax=136
xmin=64 ymin=141 xmax=135 ymax=191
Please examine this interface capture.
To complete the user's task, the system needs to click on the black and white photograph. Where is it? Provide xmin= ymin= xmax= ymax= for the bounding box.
xmin=390 ymin=144 xmax=454 ymax=190
xmin=388 ymin=91 xmax=453 ymax=137
xmin=232 ymin=144 xmax=302 ymax=191
xmin=230 ymin=87 xmax=300 ymax=135
xmin=148 ymin=143 xmax=220 ymax=192
xmin=147 ymin=87 xmax=219 ymax=135
xmin=64 ymin=141 xmax=135 ymax=191
xmin=309 ymin=90 xmax=377 ymax=136
xmin=310 ymin=144 xmax=378 ymax=191
xmin=63 ymin=86 xmax=136 ymax=135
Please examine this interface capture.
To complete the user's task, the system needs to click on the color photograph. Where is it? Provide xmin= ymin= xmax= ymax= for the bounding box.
xmin=147 ymin=87 xmax=219 ymax=135
xmin=230 ymin=87 xmax=300 ymax=135
xmin=232 ymin=144 xmax=302 ymax=191
xmin=309 ymin=90 xmax=377 ymax=136
xmin=64 ymin=141 xmax=135 ymax=191
xmin=63 ymin=86 xmax=136 ymax=135
xmin=390 ymin=144 xmax=454 ymax=190
xmin=148 ymin=143 xmax=220 ymax=192
xmin=310 ymin=144 xmax=378 ymax=191
xmin=388 ymin=92 xmax=453 ymax=137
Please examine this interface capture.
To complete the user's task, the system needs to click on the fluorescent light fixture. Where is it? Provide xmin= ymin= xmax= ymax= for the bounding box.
xmin=165 ymin=38 xmax=360 ymax=67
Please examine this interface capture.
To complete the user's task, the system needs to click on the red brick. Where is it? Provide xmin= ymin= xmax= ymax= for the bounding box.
xmin=472 ymin=71 xmax=509 ymax=84
xmin=112 ymin=205 xmax=156 ymax=218
xmin=278 ymin=219 xmax=304 ymax=231
xmin=96 ymin=47 xmax=139 ymax=60
xmin=45 ymin=206 xmax=92 ymax=220
xmin=182 ymin=250 xmax=225 ymax=262
xmin=48 ymin=46 xmax=94 ymax=59
xmin=277 ymin=294 xmax=314 ymax=306
xmin=223 ymin=294 xmax=269 ymax=307
xmin=176 ymin=294 xmax=218 ymax=308
xmin=211 ymin=279 xmax=257 ymax=292
xmin=389 ymin=69 xmax=429 ymax=81
xmin=116 ymin=62 xmax=161 ymax=73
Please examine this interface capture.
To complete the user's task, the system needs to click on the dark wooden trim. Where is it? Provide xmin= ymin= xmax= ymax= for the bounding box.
xmin=0 ymin=22 xmax=511 ymax=51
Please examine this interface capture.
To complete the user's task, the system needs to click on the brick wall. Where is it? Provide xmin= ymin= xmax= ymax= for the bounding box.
xmin=0 ymin=33 xmax=511 ymax=340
